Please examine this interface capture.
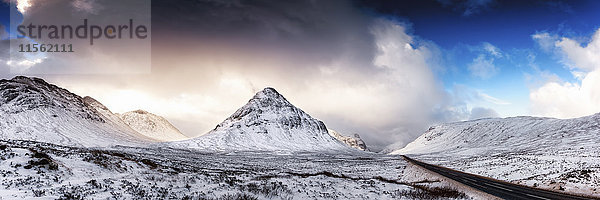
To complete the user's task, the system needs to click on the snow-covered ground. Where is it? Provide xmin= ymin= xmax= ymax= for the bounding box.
xmin=0 ymin=140 xmax=470 ymax=199
xmin=392 ymin=115 xmax=600 ymax=197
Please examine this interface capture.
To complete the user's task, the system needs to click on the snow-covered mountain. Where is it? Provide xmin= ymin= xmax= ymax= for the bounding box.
xmin=391 ymin=114 xmax=600 ymax=195
xmin=82 ymin=96 xmax=140 ymax=135
xmin=118 ymin=110 xmax=188 ymax=141
xmin=167 ymin=88 xmax=352 ymax=152
xmin=0 ymin=76 xmax=156 ymax=147
xmin=328 ymin=129 xmax=368 ymax=151
xmin=391 ymin=115 xmax=600 ymax=155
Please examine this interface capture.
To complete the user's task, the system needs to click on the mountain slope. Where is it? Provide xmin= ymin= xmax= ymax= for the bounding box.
xmin=118 ymin=110 xmax=188 ymax=141
xmin=167 ymin=88 xmax=352 ymax=152
xmin=0 ymin=76 xmax=156 ymax=147
xmin=328 ymin=129 xmax=368 ymax=151
xmin=392 ymin=114 xmax=600 ymax=196
xmin=82 ymin=96 xmax=140 ymax=135
xmin=391 ymin=115 xmax=600 ymax=155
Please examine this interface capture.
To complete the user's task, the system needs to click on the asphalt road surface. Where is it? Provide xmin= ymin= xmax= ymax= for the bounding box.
xmin=402 ymin=155 xmax=599 ymax=200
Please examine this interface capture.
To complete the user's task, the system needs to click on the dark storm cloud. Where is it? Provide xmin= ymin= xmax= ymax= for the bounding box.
xmin=0 ymin=39 xmax=9 ymax=78
xmin=2 ymin=0 xmax=151 ymax=74
xmin=151 ymin=0 xmax=377 ymax=73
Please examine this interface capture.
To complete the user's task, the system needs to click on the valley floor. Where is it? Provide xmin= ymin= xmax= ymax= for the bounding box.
xmin=0 ymin=140 xmax=468 ymax=200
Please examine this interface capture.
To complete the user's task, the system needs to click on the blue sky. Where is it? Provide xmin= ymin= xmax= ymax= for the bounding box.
xmin=0 ymin=2 xmax=9 ymax=32
xmin=359 ymin=0 xmax=600 ymax=117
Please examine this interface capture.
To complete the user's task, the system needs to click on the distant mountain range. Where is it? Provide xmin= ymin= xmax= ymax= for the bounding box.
xmin=0 ymin=76 xmax=367 ymax=152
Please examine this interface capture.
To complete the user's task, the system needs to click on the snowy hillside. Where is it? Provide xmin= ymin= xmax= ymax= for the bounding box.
xmin=118 ymin=110 xmax=188 ymax=141
xmin=82 ymin=96 xmax=144 ymax=138
xmin=392 ymin=115 xmax=600 ymax=155
xmin=167 ymin=88 xmax=353 ymax=152
xmin=0 ymin=76 xmax=155 ymax=147
xmin=392 ymin=114 xmax=600 ymax=196
xmin=328 ymin=129 xmax=368 ymax=151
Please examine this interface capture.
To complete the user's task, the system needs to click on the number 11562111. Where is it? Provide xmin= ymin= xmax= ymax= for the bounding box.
xmin=18 ymin=44 xmax=74 ymax=53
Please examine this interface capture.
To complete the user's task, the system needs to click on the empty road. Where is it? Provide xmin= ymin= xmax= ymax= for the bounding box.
xmin=402 ymin=155 xmax=599 ymax=200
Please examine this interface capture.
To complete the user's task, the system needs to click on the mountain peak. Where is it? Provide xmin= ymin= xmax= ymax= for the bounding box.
xmin=1 ymin=76 xmax=99 ymax=121
xmin=132 ymin=109 xmax=149 ymax=115
xmin=228 ymin=87 xmax=296 ymax=122
xmin=257 ymin=87 xmax=280 ymax=96
xmin=9 ymin=76 xmax=51 ymax=87
xmin=250 ymin=87 xmax=290 ymax=104
xmin=119 ymin=110 xmax=188 ymax=141
xmin=169 ymin=87 xmax=351 ymax=152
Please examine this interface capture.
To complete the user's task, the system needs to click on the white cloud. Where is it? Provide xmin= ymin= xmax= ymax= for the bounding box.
xmin=469 ymin=107 xmax=499 ymax=120
xmin=530 ymin=28 xmax=600 ymax=118
xmin=7 ymin=58 xmax=43 ymax=68
xmin=532 ymin=32 xmax=559 ymax=52
xmin=15 ymin=0 xmax=32 ymax=13
xmin=555 ymin=30 xmax=600 ymax=71
xmin=531 ymin=71 xmax=600 ymax=118
xmin=466 ymin=42 xmax=502 ymax=79
xmin=72 ymin=0 xmax=101 ymax=14
xmin=482 ymin=42 xmax=502 ymax=57
xmin=477 ymin=92 xmax=510 ymax=105
xmin=468 ymin=54 xmax=497 ymax=79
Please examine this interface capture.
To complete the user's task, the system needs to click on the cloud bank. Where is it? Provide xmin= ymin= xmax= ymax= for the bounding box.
xmin=530 ymin=29 xmax=600 ymax=118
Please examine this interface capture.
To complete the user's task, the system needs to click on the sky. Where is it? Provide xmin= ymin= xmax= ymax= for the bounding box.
xmin=1 ymin=0 xmax=600 ymax=151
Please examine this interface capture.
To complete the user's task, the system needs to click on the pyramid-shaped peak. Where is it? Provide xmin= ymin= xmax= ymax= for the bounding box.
xmin=248 ymin=87 xmax=293 ymax=106
xmin=254 ymin=87 xmax=283 ymax=98
xmin=168 ymin=86 xmax=352 ymax=152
